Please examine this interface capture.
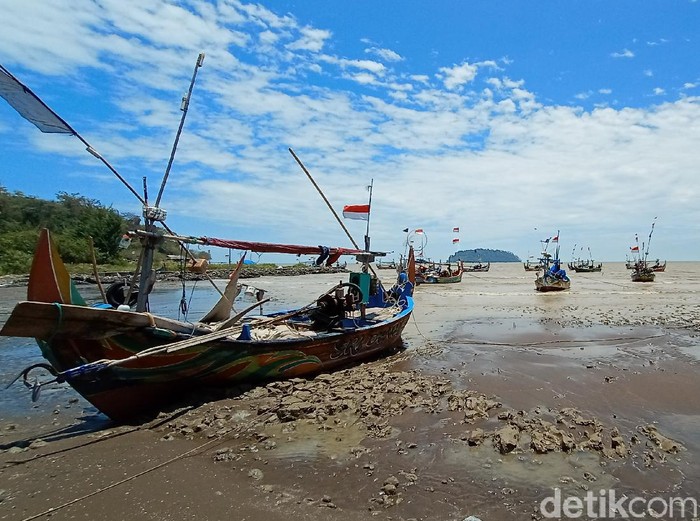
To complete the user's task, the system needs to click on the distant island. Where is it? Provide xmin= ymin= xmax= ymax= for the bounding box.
xmin=449 ymin=248 xmax=521 ymax=263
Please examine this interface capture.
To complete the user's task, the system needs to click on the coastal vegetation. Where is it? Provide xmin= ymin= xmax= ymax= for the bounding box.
xmin=0 ymin=187 xmax=135 ymax=274
xmin=0 ymin=188 xmax=337 ymax=276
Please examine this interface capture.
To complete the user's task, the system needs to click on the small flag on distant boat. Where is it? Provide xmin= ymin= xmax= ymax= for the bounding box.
xmin=342 ymin=204 xmax=370 ymax=221
xmin=630 ymin=245 xmax=640 ymax=251
xmin=453 ymin=227 xmax=460 ymax=233
xmin=551 ymin=236 xmax=559 ymax=243
xmin=415 ymin=229 xmax=424 ymax=234
xmin=452 ymin=238 xmax=460 ymax=244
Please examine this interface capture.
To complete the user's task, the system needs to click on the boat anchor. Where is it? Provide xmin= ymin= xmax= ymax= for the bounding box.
xmin=5 ymin=363 xmax=63 ymax=402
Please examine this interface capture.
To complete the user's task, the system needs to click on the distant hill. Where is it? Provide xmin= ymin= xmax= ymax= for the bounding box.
xmin=449 ymin=248 xmax=521 ymax=263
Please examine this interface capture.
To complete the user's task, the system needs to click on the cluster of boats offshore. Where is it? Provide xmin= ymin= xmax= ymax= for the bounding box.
xmin=522 ymin=222 xmax=665 ymax=289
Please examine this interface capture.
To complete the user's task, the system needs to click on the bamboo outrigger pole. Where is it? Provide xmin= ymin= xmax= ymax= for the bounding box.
xmin=644 ymin=217 xmax=657 ymax=262
xmin=288 ymin=148 xmax=380 ymax=277
xmin=365 ymin=179 xmax=373 ymax=252
xmin=288 ymin=148 xmax=359 ymax=250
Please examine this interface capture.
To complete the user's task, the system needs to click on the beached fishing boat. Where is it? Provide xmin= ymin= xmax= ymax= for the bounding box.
xmin=2 ymin=230 xmax=415 ymax=421
xmin=630 ymin=262 xmax=655 ymax=282
xmin=0 ymin=58 xmax=416 ymax=422
xmin=534 ymin=233 xmax=570 ymax=292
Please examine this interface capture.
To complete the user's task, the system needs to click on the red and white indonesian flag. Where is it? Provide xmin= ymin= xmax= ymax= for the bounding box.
xmin=452 ymin=238 xmax=460 ymax=244
xmin=453 ymin=227 xmax=459 ymax=233
xmin=342 ymin=204 xmax=370 ymax=221
xmin=551 ymin=235 xmax=559 ymax=243
xmin=630 ymin=245 xmax=640 ymax=251
xmin=414 ymin=228 xmax=424 ymax=234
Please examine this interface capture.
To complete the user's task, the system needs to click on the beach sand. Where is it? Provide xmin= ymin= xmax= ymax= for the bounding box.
xmin=1 ymin=263 xmax=699 ymax=520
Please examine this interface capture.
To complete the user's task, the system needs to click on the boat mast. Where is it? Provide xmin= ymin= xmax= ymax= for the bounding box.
xmin=136 ymin=53 xmax=205 ymax=312
xmin=644 ymin=217 xmax=657 ymax=264
xmin=364 ymin=179 xmax=373 ymax=252
xmin=155 ymin=53 xmax=205 ymax=207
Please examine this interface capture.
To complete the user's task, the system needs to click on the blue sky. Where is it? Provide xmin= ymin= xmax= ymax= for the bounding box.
xmin=1 ymin=0 xmax=699 ymax=263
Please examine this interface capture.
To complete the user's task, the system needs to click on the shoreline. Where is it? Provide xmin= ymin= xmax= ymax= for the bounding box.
xmin=0 ymin=264 xmax=351 ymax=289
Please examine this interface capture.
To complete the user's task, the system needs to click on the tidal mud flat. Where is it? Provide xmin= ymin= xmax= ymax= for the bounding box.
xmin=1 ymin=262 xmax=699 ymax=520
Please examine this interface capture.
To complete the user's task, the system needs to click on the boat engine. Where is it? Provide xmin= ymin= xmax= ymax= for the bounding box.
xmin=310 ymin=282 xmax=363 ymax=330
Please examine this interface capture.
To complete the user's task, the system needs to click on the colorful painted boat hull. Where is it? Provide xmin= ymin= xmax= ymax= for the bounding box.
xmin=1 ymin=230 xmax=414 ymax=422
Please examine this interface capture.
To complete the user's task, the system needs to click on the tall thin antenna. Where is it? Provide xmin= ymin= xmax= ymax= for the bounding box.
xmin=154 ymin=52 xmax=205 ymax=208
xmin=364 ymin=179 xmax=373 ymax=251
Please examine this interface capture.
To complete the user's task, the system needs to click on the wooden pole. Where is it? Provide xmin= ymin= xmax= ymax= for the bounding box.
xmin=288 ymin=148 xmax=359 ymax=250
xmin=288 ymin=148 xmax=379 ymax=278
xmin=88 ymin=236 xmax=107 ymax=303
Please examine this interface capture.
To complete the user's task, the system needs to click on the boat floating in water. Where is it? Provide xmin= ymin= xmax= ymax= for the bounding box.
xmin=628 ymin=219 xmax=660 ymax=283
xmin=463 ymin=261 xmax=490 ymax=272
xmin=567 ymin=246 xmax=602 ymax=273
xmin=415 ymin=260 xmax=464 ymax=284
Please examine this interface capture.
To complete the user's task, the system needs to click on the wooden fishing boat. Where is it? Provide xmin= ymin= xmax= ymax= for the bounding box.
xmin=534 ymin=234 xmax=570 ymax=292
xmin=628 ymin=219 xmax=660 ymax=282
xmin=650 ymin=259 xmax=666 ymax=272
xmin=523 ymin=260 xmax=541 ymax=272
xmin=415 ymin=261 xmax=463 ymax=284
xmin=463 ymin=262 xmax=490 ymax=272
xmin=567 ymin=259 xmax=602 ymax=273
xmin=535 ymin=274 xmax=571 ymax=292
xmin=567 ymin=246 xmax=602 ymax=272
xmin=0 ymin=59 xmax=416 ymax=422
xmin=2 ymin=231 xmax=415 ymax=422
xmin=630 ymin=262 xmax=655 ymax=282
xmin=376 ymin=260 xmax=397 ymax=270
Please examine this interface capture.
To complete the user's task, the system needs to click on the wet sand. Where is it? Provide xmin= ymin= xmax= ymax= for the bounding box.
xmin=1 ymin=262 xmax=699 ymax=520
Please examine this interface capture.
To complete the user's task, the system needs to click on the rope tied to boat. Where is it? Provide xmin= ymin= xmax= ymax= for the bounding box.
xmin=49 ymin=302 xmax=64 ymax=341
